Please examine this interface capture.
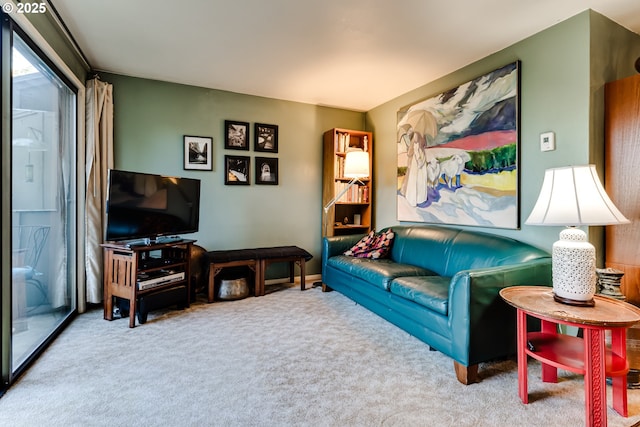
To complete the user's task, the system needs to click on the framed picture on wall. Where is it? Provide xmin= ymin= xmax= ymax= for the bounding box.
xmin=254 ymin=123 xmax=278 ymax=153
xmin=184 ymin=135 xmax=213 ymax=171
xmin=396 ymin=61 xmax=521 ymax=229
xmin=255 ymin=157 xmax=278 ymax=185
xmin=224 ymin=120 xmax=250 ymax=150
xmin=225 ymin=155 xmax=250 ymax=185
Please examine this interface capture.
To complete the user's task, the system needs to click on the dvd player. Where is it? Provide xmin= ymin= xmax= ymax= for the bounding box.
xmin=137 ymin=271 xmax=185 ymax=290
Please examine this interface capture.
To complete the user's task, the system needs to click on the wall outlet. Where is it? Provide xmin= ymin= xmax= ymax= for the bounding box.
xmin=540 ymin=131 xmax=555 ymax=152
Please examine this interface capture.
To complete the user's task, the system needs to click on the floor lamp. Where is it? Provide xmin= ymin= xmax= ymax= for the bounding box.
xmin=323 ymin=151 xmax=370 ymax=237
xmin=525 ymin=165 xmax=629 ymax=306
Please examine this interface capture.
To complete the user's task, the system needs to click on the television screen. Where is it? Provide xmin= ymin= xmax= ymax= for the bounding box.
xmin=105 ymin=169 xmax=201 ymax=242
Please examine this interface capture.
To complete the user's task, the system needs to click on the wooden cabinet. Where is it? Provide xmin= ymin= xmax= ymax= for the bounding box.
xmin=322 ymin=128 xmax=373 ymax=237
xmin=605 ymin=74 xmax=640 ymax=304
xmin=102 ymin=239 xmax=194 ymax=327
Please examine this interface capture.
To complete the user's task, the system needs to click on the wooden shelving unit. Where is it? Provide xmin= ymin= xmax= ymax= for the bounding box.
xmin=322 ymin=128 xmax=373 ymax=237
xmin=102 ymin=239 xmax=194 ymax=327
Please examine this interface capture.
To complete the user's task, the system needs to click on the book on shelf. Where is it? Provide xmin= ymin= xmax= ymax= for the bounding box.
xmin=337 ymin=132 xmax=350 ymax=153
xmin=334 ymin=182 xmax=369 ymax=203
xmin=337 ymin=132 xmax=369 ymax=154
xmin=335 ymin=156 xmax=344 ymax=178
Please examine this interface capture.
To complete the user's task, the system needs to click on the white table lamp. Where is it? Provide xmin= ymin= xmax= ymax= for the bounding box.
xmin=525 ymin=165 xmax=630 ymax=306
xmin=323 ymin=151 xmax=370 ymax=236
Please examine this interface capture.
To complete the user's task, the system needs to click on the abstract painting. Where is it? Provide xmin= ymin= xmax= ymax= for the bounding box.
xmin=397 ymin=62 xmax=520 ymax=229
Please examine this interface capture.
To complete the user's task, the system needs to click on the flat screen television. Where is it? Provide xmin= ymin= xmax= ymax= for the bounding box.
xmin=105 ymin=169 xmax=201 ymax=242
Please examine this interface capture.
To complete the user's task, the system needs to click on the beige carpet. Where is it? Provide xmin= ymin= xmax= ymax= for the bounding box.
xmin=2 ymin=284 xmax=640 ymax=427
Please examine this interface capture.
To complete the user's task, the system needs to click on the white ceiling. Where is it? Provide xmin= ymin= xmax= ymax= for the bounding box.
xmin=50 ymin=0 xmax=640 ymax=112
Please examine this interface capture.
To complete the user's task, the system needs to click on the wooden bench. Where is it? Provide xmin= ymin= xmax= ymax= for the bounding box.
xmin=206 ymin=246 xmax=312 ymax=302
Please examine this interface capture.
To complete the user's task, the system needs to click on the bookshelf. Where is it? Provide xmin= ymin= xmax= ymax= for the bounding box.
xmin=322 ymin=128 xmax=373 ymax=237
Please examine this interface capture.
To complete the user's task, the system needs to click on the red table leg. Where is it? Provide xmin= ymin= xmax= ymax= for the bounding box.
xmin=540 ymin=319 xmax=558 ymax=383
xmin=517 ymin=309 xmax=529 ymax=404
xmin=610 ymin=327 xmax=628 ymax=417
xmin=584 ymin=328 xmax=607 ymax=427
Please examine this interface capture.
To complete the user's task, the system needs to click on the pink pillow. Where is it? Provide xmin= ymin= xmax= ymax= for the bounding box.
xmin=344 ymin=229 xmax=394 ymax=259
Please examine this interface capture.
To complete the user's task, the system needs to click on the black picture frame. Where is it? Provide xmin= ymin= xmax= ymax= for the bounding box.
xmin=224 ymin=120 xmax=249 ymax=150
xmin=255 ymin=157 xmax=278 ymax=185
xmin=183 ymin=135 xmax=213 ymax=171
xmin=224 ymin=155 xmax=250 ymax=185
xmin=254 ymin=123 xmax=278 ymax=153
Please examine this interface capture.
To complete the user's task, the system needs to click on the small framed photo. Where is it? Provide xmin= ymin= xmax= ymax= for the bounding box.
xmin=184 ymin=135 xmax=213 ymax=170
xmin=254 ymin=123 xmax=278 ymax=153
xmin=255 ymin=157 xmax=278 ymax=185
xmin=225 ymin=155 xmax=250 ymax=185
xmin=224 ymin=120 xmax=249 ymax=150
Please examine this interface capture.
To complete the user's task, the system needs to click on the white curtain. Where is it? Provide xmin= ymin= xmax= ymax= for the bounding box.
xmin=50 ymin=82 xmax=77 ymax=308
xmin=84 ymin=78 xmax=114 ymax=305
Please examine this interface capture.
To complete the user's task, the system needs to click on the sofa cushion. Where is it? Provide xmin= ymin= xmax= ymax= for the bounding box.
xmin=389 ymin=276 xmax=451 ymax=315
xmin=386 ymin=226 xmax=457 ymax=275
xmin=344 ymin=229 xmax=395 ymax=259
xmin=326 ymin=255 xmax=435 ymax=291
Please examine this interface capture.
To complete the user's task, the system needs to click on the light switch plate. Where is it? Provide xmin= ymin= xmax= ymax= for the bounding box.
xmin=540 ymin=131 xmax=555 ymax=152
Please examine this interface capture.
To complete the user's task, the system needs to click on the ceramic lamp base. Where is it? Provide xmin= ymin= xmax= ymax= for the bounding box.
xmin=551 ymin=227 xmax=597 ymax=306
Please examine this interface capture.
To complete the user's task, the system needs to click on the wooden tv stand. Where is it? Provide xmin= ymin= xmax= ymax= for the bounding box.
xmin=102 ymin=239 xmax=194 ymax=328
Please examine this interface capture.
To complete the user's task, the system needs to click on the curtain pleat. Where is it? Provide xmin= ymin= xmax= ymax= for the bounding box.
xmin=50 ymin=86 xmax=76 ymax=308
xmin=84 ymin=78 xmax=114 ymax=306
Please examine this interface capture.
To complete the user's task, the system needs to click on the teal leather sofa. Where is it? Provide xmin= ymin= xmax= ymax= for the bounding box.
xmin=321 ymin=225 xmax=551 ymax=384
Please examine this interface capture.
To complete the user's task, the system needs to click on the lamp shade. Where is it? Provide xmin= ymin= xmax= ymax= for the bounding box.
xmin=525 ymin=165 xmax=629 ymax=226
xmin=344 ymin=151 xmax=369 ymax=178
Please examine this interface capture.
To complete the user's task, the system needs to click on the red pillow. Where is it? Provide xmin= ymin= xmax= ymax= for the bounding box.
xmin=344 ymin=229 xmax=394 ymax=259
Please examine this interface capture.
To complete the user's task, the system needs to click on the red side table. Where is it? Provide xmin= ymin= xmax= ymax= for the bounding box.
xmin=500 ymin=286 xmax=640 ymax=427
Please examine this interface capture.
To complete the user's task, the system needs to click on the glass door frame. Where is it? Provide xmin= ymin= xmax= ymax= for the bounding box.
xmin=1 ymin=11 xmax=86 ymax=392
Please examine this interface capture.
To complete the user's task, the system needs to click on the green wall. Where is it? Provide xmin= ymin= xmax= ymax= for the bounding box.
xmin=101 ymin=73 xmax=365 ymax=276
xmin=366 ymin=11 xmax=640 ymax=263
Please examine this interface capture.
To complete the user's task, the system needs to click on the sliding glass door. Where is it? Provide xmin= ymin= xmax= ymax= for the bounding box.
xmin=3 ymin=21 xmax=77 ymax=383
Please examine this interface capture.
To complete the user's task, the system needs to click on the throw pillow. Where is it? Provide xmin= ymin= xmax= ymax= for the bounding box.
xmin=344 ymin=229 xmax=394 ymax=259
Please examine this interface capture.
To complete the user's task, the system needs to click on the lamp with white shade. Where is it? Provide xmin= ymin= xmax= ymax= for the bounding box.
xmin=322 ymin=151 xmax=370 ymax=236
xmin=525 ymin=165 xmax=630 ymax=306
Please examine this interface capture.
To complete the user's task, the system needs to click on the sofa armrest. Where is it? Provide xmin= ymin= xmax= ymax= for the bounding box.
xmin=322 ymin=234 xmax=365 ymax=258
xmin=449 ymin=258 xmax=552 ymax=303
xmin=447 ymin=258 xmax=552 ymax=365
xmin=321 ymin=234 xmax=366 ymax=278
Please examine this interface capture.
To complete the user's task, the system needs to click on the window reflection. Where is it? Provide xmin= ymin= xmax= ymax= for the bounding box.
xmin=10 ymin=33 xmax=76 ymax=372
